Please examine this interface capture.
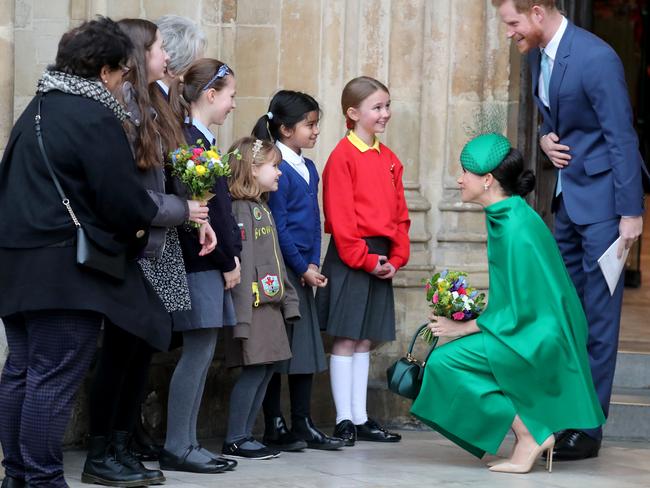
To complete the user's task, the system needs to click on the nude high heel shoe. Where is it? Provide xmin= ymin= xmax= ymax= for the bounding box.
xmin=489 ymin=435 xmax=554 ymax=474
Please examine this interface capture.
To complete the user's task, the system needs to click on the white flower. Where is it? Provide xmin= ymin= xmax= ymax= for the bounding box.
xmin=464 ymin=303 xmax=472 ymax=311
xmin=452 ymin=291 xmax=459 ymax=299
xmin=186 ymin=161 xmax=195 ymax=169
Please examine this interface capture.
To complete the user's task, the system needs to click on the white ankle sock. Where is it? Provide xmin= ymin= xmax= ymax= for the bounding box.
xmin=330 ymin=354 xmax=353 ymax=425
xmin=351 ymin=351 xmax=370 ymax=425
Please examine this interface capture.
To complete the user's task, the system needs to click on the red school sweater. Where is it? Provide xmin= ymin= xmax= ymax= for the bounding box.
xmin=322 ymin=134 xmax=411 ymax=273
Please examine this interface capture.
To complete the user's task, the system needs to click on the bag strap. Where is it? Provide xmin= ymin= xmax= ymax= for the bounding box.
xmin=405 ymin=323 xmax=438 ymax=367
xmin=34 ymin=94 xmax=81 ymax=229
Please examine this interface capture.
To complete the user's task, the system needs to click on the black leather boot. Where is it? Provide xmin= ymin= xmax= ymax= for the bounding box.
xmin=112 ymin=431 xmax=165 ymax=485
xmin=131 ymin=417 xmax=162 ymax=462
xmin=291 ymin=416 xmax=344 ymax=450
xmin=81 ymin=435 xmax=151 ymax=487
xmin=262 ymin=416 xmax=307 ymax=451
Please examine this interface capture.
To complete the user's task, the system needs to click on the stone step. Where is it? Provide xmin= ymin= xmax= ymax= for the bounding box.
xmin=613 ymin=351 xmax=650 ymax=389
xmin=604 ymin=387 xmax=650 ymax=441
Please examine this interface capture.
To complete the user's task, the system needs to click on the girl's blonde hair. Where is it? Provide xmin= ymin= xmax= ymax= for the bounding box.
xmin=341 ymin=76 xmax=389 ymax=129
xmin=227 ymin=137 xmax=281 ymax=201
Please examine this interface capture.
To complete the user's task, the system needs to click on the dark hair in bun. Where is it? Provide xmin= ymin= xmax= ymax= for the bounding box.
xmin=491 ymin=148 xmax=536 ymax=197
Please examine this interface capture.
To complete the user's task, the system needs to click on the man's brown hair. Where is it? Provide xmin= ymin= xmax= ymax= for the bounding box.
xmin=491 ymin=0 xmax=556 ymax=12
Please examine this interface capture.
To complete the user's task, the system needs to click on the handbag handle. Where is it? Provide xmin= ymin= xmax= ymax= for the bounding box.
xmin=34 ymin=94 xmax=81 ymax=229
xmin=405 ymin=323 xmax=438 ymax=367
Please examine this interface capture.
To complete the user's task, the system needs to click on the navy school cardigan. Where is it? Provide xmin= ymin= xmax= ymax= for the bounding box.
xmin=267 ymin=158 xmax=322 ymax=276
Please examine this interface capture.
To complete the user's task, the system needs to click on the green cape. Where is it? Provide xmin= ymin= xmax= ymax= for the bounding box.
xmin=411 ymin=196 xmax=604 ymax=457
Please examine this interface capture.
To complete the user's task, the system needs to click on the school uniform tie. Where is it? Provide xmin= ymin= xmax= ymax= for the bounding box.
xmin=541 ymin=49 xmax=562 ymax=196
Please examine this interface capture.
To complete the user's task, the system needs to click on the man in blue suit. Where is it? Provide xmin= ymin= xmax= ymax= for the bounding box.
xmin=494 ymin=0 xmax=646 ymax=460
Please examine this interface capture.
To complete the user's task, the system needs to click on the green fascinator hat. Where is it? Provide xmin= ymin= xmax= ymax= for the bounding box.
xmin=460 ymin=133 xmax=511 ymax=175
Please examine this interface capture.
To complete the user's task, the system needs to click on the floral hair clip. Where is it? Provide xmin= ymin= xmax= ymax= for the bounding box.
xmin=251 ymin=139 xmax=264 ymax=163
xmin=202 ymin=64 xmax=231 ymax=91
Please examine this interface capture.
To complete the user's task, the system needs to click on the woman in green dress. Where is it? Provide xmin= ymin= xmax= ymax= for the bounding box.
xmin=410 ymin=133 xmax=605 ymax=474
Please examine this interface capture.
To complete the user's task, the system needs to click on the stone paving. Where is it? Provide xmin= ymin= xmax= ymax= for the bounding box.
xmin=47 ymin=430 xmax=649 ymax=488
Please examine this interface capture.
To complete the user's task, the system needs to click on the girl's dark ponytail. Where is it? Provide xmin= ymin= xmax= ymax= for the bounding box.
xmin=252 ymin=113 xmax=273 ymax=141
xmin=251 ymin=90 xmax=320 ymax=142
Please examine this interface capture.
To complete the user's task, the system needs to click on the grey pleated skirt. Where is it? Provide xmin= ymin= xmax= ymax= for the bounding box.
xmin=274 ymin=268 xmax=327 ymax=374
xmin=316 ymin=237 xmax=396 ymax=342
xmin=171 ymin=269 xmax=236 ymax=331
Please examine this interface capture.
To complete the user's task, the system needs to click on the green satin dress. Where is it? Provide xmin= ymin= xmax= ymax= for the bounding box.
xmin=411 ymin=196 xmax=605 ymax=458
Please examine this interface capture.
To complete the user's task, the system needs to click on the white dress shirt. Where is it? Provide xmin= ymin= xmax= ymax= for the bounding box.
xmin=276 ymin=140 xmax=310 ymax=184
xmin=539 ymin=16 xmax=568 ymax=108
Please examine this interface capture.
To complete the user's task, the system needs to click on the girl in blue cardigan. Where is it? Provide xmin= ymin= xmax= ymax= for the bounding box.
xmin=252 ymin=91 xmax=344 ymax=451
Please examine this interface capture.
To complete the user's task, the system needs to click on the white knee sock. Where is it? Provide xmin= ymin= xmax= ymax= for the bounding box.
xmin=330 ymin=354 xmax=353 ymax=424
xmin=351 ymin=351 xmax=370 ymax=425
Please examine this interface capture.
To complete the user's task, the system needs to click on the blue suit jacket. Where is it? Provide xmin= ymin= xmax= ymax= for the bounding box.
xmin=528 ymin=21 xmax=645 ymax=225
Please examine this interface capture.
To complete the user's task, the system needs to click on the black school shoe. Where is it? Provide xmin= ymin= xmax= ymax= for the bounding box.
xmin=333 ymin=420 xmax=357 ymax=446
xmin=196 ymin=445 xmax=238 ymax=471
xmin=291 ymin=416 xmax=345 ymax=450
xmin=159 ymin=446 xmax=229 ymax=474
xmin=355 ymin=418 xmax=401 ymax=442
xmin=222 ymin=438 xmax=280 ymax=460
xmin=263 ymin=416 xmax=307 ymax=452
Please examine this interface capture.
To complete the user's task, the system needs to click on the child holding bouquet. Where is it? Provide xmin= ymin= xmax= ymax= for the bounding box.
xmin=83 ymin=19 xmax=215 ymax=487
xmin=160 ymin=59 xmax=240 ymax=473
xmin=221 ymin=137 xmax=301 ymax=460
xmin=316 ymin=76 xmax=410 ymax=446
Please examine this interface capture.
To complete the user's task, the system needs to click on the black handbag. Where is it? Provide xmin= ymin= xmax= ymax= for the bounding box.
xmin=35 ymin=94 xmax=126 ymax=281
xmin=386 ymin=323 xmax=438 ymax=400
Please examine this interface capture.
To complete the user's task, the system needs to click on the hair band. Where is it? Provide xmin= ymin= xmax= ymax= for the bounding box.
xmin=266 ymin=111 xmax=273 ymax=120
xmin=202 ymin=64 xmax=230 ymax=91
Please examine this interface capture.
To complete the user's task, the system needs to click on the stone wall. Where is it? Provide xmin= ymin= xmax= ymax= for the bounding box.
xmin=0 ymin=0 xmax=515 ymax=444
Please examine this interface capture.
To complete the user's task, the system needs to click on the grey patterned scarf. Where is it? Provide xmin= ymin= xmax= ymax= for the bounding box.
xmin=36 ymin=70 xmax=129 ymax=121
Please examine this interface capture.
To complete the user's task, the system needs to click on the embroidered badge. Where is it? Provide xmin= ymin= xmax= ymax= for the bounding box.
xmin=260 ymin=274 xmax=280 ymax=297
xmin=253 ymin=207 xmax=262 ymax=221
xmin=238 ymin=223 xmax=246 ymax=241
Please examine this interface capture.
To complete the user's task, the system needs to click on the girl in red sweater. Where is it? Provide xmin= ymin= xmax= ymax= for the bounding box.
xmin=317 ymin=76 xmax=410 ymax=446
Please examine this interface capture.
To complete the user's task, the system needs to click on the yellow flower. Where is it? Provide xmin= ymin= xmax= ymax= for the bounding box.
xmin=205 ymin=150 xmax=220 ymax=162
xmin=195 ymin=164 xmax=207 ymax=175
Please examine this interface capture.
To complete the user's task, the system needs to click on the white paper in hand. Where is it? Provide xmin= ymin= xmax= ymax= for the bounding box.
xmin=597 ymin=237 xmax=629 ymax=296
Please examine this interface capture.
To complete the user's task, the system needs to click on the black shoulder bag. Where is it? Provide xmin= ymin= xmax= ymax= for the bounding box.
xmin=35 ymin=94 xmax=126 ymax=281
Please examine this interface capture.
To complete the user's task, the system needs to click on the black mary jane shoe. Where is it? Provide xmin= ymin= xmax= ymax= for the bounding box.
xmin=292 ymin=416 xmax=344 ymax=450
xmin=1 ymin=476 xmax=26 ymax=488
xmin=548 ymin=430 xmax=601 ymax=461
xmin=333 ymin=420 xmax=357 ymax=447
xmin=263 ymin=416 xmax=307 ymax=452
xmin=355 ymin=418 xmax=401 ymax=443
xmin=159 ymin=446 xmax=229 ymax=474
xmin=221 ymin=438 xmax=278 ymax=460
xmin=196 ymin=445 xmax=238 ymax=471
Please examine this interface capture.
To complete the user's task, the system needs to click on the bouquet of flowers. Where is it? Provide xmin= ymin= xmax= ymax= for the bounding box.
xmin=168 ymin=139 xmax=239 ymax=202
xmin=420 ymin=270 xmax=486 ymax=344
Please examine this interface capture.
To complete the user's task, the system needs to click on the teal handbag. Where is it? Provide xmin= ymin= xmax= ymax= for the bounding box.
xmin=386 ymin=323 xmax=438 ymax=400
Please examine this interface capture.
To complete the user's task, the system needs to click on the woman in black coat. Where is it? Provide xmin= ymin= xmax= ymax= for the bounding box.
xmin=0 ymin=18 xmax=169 ymax=488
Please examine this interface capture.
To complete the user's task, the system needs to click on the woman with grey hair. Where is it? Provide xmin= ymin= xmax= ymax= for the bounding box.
xmin=154 ymin=15 xmax=207 ymax=99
